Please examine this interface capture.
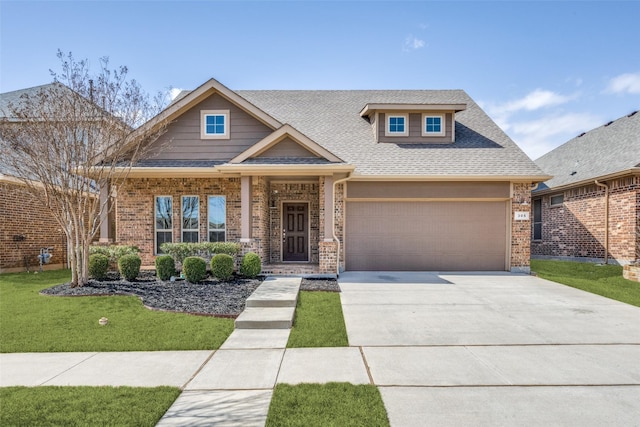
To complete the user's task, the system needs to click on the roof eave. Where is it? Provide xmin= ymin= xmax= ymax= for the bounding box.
xmin=360 ymin=103 xmax=468 ymax=118
xmin=350 ymin=174 xmax=552 ymax=182
xmin=534 ymin=168 xmax=640 ymax=196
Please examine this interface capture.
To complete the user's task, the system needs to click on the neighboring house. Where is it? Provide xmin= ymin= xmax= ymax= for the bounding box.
xmin=532 ymin=110 xmax=640 ymax=265
xmin=101 ymin=78 xmax=549 ymax=275
xmin=0 ymin=85 xmax=68 ymax=272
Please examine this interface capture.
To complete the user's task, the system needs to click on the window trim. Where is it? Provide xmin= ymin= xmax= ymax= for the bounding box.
xmin=200 ymin=109 xmax=230 ymax=139
xmin=550 ymin=193 xmax=564 ymax=207
xmin=422 ymin=114 xmax=445 ymax=136
xmin=532 ymin=198 xmax=542 ymax=241
xmin=181 ymin=195 xmax=200 ymax=243
xmin=207 ymin=195 xmax=227 ymax=242
xmin=154 ymin=195 xmax=173 ymax=255
xmin=385 ymin=113 xmax=408 ymax=137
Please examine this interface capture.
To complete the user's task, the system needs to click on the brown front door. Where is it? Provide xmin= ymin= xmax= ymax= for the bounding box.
xmin=283 ymin=203 xmax=309 ymax=262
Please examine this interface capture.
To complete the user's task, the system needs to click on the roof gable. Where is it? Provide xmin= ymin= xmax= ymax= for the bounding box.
xmin=230 ymin=124 xmax=344 ymax=164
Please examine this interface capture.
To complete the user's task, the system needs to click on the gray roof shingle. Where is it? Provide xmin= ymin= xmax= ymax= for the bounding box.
xmin=535 ymin=110 xmax=640 ymax=190
xmin=237 ymin=90 xmax=546 ymax=177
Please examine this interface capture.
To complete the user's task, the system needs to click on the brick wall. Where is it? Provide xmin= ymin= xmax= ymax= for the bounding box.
xmin=511 ymin=182 xmax=532 ymax=272
xmin=0 ymin=181 xmax=67 ymax=272
xmin=116 ymin=177 xmax=241 ymax=266
xmin=531 ymin=176 xmax=639 ymax=264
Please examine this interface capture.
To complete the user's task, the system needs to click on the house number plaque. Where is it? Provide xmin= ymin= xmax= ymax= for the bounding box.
xmin=514 ymin=212 xmax=530 ymax=221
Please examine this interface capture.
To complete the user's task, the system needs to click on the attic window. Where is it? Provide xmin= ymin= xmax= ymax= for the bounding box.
xmin=550 ymin=194 xmax=564 ymax=207
xmin=385 ymin=114 xmax=408 ymax=136
xmin=201 ymin=110 xmax=229 ymax=139
xmin=422 ymin=114 xmax=444 ymax=136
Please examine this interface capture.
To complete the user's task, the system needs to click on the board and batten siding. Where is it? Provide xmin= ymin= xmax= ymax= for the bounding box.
xmin=377 ymin=112 xmax=453 ymax=144
xmin=144 ymin=94 xmax=274 ymax=160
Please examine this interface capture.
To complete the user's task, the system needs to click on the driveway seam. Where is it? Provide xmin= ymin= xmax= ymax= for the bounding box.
xmin=464 ymin=345 xmax=513 ymax=385
xmin=181 ymin=350 xmax=216 ymax=390
xmin=358 ymin=346 xmax=375 ymax=385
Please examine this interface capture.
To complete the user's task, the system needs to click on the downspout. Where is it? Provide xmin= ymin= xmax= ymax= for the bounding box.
xmin=595 ymin=180 xmax=609 ymax=264
xmin=332 ymin=172 xmax=352 ymax=277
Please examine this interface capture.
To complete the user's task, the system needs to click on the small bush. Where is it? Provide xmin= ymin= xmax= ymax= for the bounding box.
xmin=240 ymin=252 xmax=261 ymax=278
xmin=211 ymin=254 xmax=235 ymax=281
xmin=89 ymin=245 xmax=140 ymax=264
xmin=155 ymin=255 xmax=176 ymax=281
xmin=118 ymin=254 xmax=141 ymax=281
xmin=88 ymin=254 xmax=109 ymax=280
xmin=160 ymin=242 xmax=241 ymax=263
xmin=183 ymin=256 xmax=207 ymax=283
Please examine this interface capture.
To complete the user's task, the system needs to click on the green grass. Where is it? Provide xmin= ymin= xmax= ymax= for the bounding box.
xmin=531 ymin=260 xmax=640 ymax=307
xmin=0 ymin=386 xmax=180 ymax=426
xmin=0 ymin=269 xmax=234 ymax=353
xmin=266 ymin=383 xmax=389 ymax=427
xmin=287 ymin=291 xmax=348 ymax=348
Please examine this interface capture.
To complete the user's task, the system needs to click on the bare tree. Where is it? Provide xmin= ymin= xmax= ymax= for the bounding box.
xmin=0 ymin=51 xmax=168 ymax=286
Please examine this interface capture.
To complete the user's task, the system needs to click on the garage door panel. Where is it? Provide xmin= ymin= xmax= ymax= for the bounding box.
xmin=346 ymin=201 xmax=507 ymax=271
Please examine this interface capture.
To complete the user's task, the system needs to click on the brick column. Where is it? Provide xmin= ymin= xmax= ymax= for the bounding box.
xmin=511 ymin=182 xmax=532 ymax=273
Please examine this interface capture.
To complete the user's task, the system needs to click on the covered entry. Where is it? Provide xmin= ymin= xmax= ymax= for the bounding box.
xmin=344 ymin=181 xmax=510 ymax=271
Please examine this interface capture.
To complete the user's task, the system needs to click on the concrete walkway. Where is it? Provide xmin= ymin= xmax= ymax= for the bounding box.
xmin=2 ymin=272 xmax=640 ymax=426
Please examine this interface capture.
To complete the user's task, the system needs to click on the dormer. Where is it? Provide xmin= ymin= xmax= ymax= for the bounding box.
xmin=360 ymin=103 xmax=467 ymax=144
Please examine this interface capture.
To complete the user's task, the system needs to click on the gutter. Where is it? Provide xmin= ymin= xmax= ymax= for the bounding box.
xmin=332 ymin=172 xmax=353 ymax=276
xmin=594 ymin=180 xmax=609 ymax=264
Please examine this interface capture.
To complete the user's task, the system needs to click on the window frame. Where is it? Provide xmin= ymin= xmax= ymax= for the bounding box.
xmin=385 ymin=113 xmax=408 ymax=137
xmin=181 ymin=195 xmax=200 ymax=243
xmin=532 ymin=198 xmax=542 ymax=241
xmin=200 ymin=109 xmax=230 ymax=139
xmin=422 ymin=114 xmax=445 ymax=136
xmin=550 ymin=193 xmax=564 ymax=207
xmin=208 ymin=195 xmax=227 ymax=242
xmin=154 ymin=195 xmax=173 ymax=255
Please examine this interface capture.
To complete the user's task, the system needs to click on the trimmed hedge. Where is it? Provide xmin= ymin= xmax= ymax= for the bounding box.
xmin=89 ymin=245 xmax=140 ymax=264
xmin=240 ymin=252 xmax=262 ymax=278
xmin=118 ymin=254 xmax=141 ymax=281
xmin=182 ymin=257 xmax=207 ymax=283
xmin=88 ymin=254 xmax=109 ymax=280
xmin=211 ymin=254 xmax=234 ymax=281
xmin=155 ymin=255 xmax=176 ymax=281
xmin=160 ymin=242 xmax=241 ymax=264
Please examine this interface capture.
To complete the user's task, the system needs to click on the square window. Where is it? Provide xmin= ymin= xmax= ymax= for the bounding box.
xmin=386 ymin=114 xmax=408 ymax=136
xmin=201 ymin=110 xmax=229 ymax=139
xmin=422 ymin=114 xmax=445 ymax=136
xmin=550 ymin=194 xmax=564 ymax=207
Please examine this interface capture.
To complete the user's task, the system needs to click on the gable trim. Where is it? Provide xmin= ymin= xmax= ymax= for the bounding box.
xmin=229 ymin=124 xmax=344 ymax=164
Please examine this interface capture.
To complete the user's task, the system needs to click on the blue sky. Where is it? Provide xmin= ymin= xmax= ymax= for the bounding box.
xmin=1 ymin=0 xmax=639 ymax=159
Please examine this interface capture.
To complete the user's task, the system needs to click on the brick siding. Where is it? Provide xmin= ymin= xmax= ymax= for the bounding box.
xmin=532 ymin=176 xmax=640 ymax=264
xmin=511 ymin=182 xmax=532 ymax=272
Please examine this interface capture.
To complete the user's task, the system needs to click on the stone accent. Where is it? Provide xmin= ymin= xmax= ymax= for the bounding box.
xmin=0 ymin=181 xmax=68 ymax=272
xmin=532 ymin=177 xmax=639 ymax=265
xmin=511 ymin=182 xmax=532 ymax=273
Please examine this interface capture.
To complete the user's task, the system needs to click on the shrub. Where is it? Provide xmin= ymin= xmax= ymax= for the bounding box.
xmin=118 ymin=254 xmax=141 ymax=281
xmin=155 ymin=255 xmax=176 ymax=281
xmin=183 ymin=256 xmax=207 ymax=283
xmin=240 ymin=252 xmax=262 ymax=278
xmin=160 ymin=242 xmax=241 ymax=264
xmin=89 ymin=245 xmax=140 ymax=266
xmin=88 ymin=254 xmax=109 ymax=280
xmin=211 ymin=254 xmax=235 ymax=281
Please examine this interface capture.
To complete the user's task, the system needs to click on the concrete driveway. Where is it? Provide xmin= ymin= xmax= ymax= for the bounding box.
xmin=339 ymin=272 xmax=640 ymax=426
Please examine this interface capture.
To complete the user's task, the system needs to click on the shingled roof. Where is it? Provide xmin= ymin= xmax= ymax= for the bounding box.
xmin=535 ymin=110 xmax=640 ymax=190
xmin=236 ymin=89 xmax=547 ymax=178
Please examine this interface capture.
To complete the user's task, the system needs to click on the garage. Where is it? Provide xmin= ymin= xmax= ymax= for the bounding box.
xmin=344 ymin=182 xmax=510 ymax=271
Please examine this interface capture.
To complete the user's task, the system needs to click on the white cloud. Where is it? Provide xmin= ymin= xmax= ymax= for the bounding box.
xmin=605 ymin=72 xmax=640 ymax=94
xmin=402 ymin=35 xmax=425 ymax=52
xmin=490 ymin=89 xmax=573 ymax=115
xmin=169 ymin=87 xmax=184 ymax=100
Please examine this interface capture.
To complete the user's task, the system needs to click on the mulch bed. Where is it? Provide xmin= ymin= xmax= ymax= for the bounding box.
xmin=41 ymin=271 xmax=339 ymax=317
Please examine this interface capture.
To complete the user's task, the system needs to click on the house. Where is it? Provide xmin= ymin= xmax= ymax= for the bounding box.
xmin=532 ymin=110 xmax=640 ymax=265
xmin=0 ymin=85 xmax=69 ymax=272
xmin=101 ymin=78 xmax=549 ymax=275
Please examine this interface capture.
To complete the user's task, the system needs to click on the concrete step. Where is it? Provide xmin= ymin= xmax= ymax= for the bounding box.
xmin=235 ymin=307 xmax=296 ymax=329
xmin=245 ymin=277 xmax=301 ymax=308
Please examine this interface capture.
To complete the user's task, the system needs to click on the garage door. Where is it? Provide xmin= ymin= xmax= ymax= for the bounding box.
xmin=345 ymin=201 xmax=507 ymax=271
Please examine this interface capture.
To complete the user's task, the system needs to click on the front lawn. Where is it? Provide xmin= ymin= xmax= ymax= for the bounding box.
xmin=266 ymin=383 xmax=389 ymax=427
xmin=287 ymin=291 xmax=349 ymax=348
xmin=531 ymin=260 xmax=640 ymax=307
xmin=0 ymin=270 xmax=234 ymax=353
xmin=0 ymin=386 xmax=180 ymax=426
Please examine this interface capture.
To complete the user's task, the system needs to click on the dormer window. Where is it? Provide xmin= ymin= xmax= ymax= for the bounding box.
xmin=385 ymin=114 xmax=408 ymax=136
xmin=422 ymin=114 xmax=444 ymax=136
xmin=201 ymin=110 xmax=229 ymax=139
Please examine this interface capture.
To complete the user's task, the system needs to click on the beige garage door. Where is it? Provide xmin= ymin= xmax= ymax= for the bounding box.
xmin=345 ymin=201 xmax=508 ymax=271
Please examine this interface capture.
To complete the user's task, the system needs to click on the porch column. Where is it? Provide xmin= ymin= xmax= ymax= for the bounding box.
xmin=324 ymin=175 xmax=334 ymax=241
xmin=98 ymin=179 xmax=111 ymax=243
xmin=240 ymin=176 xmax=252 ymax=242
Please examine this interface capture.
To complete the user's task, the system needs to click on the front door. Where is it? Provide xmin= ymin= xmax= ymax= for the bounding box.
xmin=282 ymin=203 xmax=309 ymax=262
